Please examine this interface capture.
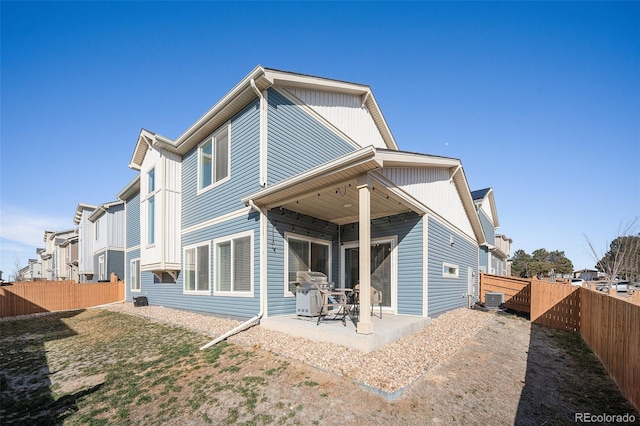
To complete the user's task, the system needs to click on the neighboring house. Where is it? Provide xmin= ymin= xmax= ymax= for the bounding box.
xmin=472 ymin=188 xmax=512 ymax=276
xmin=494 ymin=234 xmax=512 ymax=276
xmin=16 ymin=258 xmax=43 ymax=281
xmin=41 ymin=229 xmax=78 ymax=281
xmin=41 ymin=231 xmax=56 ymax=280
xmin=118 ymin=66 xmax=504 ymax=334
xmin=54 ymin=231 xmax=79 ymax=281
xmin=74 ymin=203 xmax=97 ymax=282
xmin=88 ymin=201 xmax=125 ymax=282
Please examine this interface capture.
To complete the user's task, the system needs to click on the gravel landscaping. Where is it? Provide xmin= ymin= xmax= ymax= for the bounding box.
xmin=103 ymin=302 xmax=491 ymax=397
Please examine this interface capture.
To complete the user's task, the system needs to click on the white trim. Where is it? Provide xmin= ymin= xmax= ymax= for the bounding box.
xmin=182 ymin=241 xmax=212 ymax=295
xmin=213 ymin=230 xmax=254 ymax=297
xmin=340 ymin=235 xmax=398 ymax=314
xmin=258 ymin=206 xmax=268 ymax=318
xmin=259 ymin=89 xmax=268 ymax=187
xmin=443 ymin=262 xmax=459 ymax=279
xmin=423 ymin=215 xmax=429 ymax=317
xmin=284 ymin=232 xmax=333 ymax=298
xmin=98 ymin=254 xmax=105 ymax=281
xmin=196 ymin=122 xmax=231 ymax=195
xmin=125 ymin=245 xmax=141 ymax=253
xmin=181 ymin=207 xmax=251 ymax=236
xmin=130 ymin=258 xmax=141 ymax=292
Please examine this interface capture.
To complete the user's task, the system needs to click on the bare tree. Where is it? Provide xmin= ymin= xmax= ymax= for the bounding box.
xmin=585 ymin=218 xmax=639 ymax=292
xmin=10 ymin=254 xmax=24 ymax=282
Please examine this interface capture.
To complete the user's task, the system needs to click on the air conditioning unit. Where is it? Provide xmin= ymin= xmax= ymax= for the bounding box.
xmin=485 ymin=292 xmax=504 ymax=310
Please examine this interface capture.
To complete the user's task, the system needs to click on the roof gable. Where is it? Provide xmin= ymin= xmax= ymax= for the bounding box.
xmin=127 ymin=66 xmax=399 ymax=170
xmin=472 ymin=187 xmax=499 ymax=228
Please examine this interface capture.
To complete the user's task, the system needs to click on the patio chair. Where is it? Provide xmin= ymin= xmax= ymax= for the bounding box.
xmin=353 ymin=283 xmax=383 ymax=319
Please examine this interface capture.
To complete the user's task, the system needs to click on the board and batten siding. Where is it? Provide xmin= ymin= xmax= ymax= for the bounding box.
xmin=379 ymin=167 xmax=475 ymax=239
xmin=478 ymin=209 xmax=494 ymax=243
xmin=427 ymin=216 xmax=478 ymax=316
xmin=285 ymin=87 xmax=387 ymax=150
xmin=267 ymin=88 xmax=355 ymax=185
xmin=78 ymin=210 xmax=94 ymax=276
xmin=478 ymin=209 xmax=493 ymax=273
xmin=137 ymin=212 xmax=261 ymax=318
xmin=99 ymin=204 xmax=126 ymax=249
xmin=182 ymin=100 xmax=260 ymax=230
xmin=480 ymin=200 xmax=494 ymax=225
xmin=341 ymin=212 xmax=424 ymax=316
xmin=265 ymin=209 xmax=340 ymax=317
xmin=139 ymin=145 xmax=182 ymax=269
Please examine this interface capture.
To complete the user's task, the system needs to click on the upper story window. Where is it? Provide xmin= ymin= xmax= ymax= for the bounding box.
xmin=146 ymin=167 xmax=157 ymax=246
xmin=94 ymin=218 xmax=100 ymax=241
xmin=198 ymin=124 xmax=230 ymax=192
xmin=148 ymin=168 xmax=155 ymax=193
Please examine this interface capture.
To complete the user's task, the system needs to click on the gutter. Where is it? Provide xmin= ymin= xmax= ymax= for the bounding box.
xmin=200 ymin=199 xmax=266 ymax=350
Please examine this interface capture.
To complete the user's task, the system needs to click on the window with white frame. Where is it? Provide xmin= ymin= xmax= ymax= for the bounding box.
xmin=94 ymin=218 xmax=100 ymax=241
xmin=183 ymin=242 xmax=210 ymax=293
xmin=214 ymin=231 xmax=252 ymax=295
xmin=443 ymin=262 xmax=459 ymax=278
xmin=198 ymin=125 xmax=230 ymax=192
xmin=286 ymin=235 xmax=330 ymax=287
xmin=98 ymin=255 xmax=105 ymax=281
xmin=130 ymin=259 xmax=140 ymax=291
xmin=146 ymin=167 xmax=156 ymax=245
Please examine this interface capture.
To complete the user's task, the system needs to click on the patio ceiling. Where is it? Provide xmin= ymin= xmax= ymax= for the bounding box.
xmin=243 ymin=148 xmax=424 ymax=225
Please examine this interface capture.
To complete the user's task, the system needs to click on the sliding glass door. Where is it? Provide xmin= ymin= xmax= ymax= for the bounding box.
xmin=342 ymin=239 xmax=395 ymax=309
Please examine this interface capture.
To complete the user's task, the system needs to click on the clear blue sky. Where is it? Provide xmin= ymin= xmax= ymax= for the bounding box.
xmin=1 ymin=1 xmax=639 ymax=278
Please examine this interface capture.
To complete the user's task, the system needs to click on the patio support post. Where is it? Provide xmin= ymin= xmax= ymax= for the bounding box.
xmin=357 ymin=175 xmax=373 ymax=334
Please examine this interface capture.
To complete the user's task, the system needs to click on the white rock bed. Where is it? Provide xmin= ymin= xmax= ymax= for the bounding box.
xmin=102 ymin=302 xmax=493 ymax=394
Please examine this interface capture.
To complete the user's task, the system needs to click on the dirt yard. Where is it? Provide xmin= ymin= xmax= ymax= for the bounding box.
xmin=1 ymin=308 xmax=637 ymax=425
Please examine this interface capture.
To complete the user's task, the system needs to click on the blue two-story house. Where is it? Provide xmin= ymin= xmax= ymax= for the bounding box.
xmin=117 ymin=66 xmax=496 ymax=334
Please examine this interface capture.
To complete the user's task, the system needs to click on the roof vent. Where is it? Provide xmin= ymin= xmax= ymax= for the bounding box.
xmin=485 ymin=292 xmax=504 ymax=310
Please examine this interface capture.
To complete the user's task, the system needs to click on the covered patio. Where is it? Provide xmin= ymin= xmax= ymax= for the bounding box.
xmin=244 ymin=147 xmax=463 ymax=334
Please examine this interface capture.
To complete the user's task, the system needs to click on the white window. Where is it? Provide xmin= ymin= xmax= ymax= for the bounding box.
xmin=94 ymin=218 xmax=100 ymax=241
xmin=146 ymin=167 xmax=156 ymax=246
xmin=285 ymin=234 xmax=331 ymax=293
xmin=214 ymin=231 xmax=253 ymax=296
xmin=443 ymin=262 xmax=459 ymax=278
xmin=98 ymin=255 xmax=105 ymax=281
xmin=183 ymin=242 xmax=210 ymax=294
xmin=130 ymin=259 xmax=140 ymax=292
xmin=198 ymin=124 xmax=230 ymax=192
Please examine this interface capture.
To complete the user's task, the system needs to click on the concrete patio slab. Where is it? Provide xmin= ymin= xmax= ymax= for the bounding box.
xmin=259 ymin=313 xmax=431 ymax=353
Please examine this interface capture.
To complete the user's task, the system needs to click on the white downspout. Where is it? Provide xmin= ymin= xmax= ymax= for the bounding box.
xmin=200 ymin=199 xmax=266 ymax=350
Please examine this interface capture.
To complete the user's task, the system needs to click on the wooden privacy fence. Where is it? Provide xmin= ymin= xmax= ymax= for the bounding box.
xmin=479 ymin=273 xmax=531 ymax=313
xmin=581 ymin=288 xmax=640 ymax=411
xmin=0 ymin=275 xmax=124 ymax=318
xmin=530 ymin=280 xmax=580 ymax=332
